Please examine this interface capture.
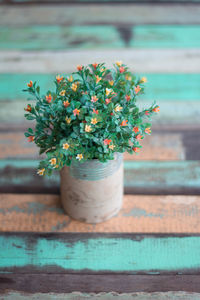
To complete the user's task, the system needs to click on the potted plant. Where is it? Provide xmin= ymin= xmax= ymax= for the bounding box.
xmin=23 ymin=62 xmax=159 ymax=223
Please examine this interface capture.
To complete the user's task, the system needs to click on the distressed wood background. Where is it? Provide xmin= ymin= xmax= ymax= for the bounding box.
xmin=0 ymin=0 xmax=200 ymax=299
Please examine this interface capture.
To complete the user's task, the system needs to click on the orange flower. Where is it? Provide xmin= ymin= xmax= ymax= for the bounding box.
xmin=134 ymin=85 xmax=141 ymax=94
xmin=63 ymin=100 xmax=70 ymax=107
xmin=109 ymin=144 xmax=115 ymax=150
xmin=104 ymin=139 xmax=112 ymax=145
xmin=140 ymin=77 xmax=147 ymax=83
xmin=27 ymin=80 xmax=33 ymax=88
xmin=59 ymin=90 xmax=65 ymax=96
xmin=93 ymin=109 xmax=99 ymax=114
xmin=116 ymin=61 xmax=122 ymax=67
xmin=76 ymin=154 xmax=83 ymax=161
xmin=125 ymin=95 xmax=131 ymax=101
xmin=145 ymin=127 xmax=151 ymax=134
xmin=153 ymin=106 xmax=160 ymax=113
xmin=24 ymin=104 xmax=32 ymax=112
xmin=46 ymin=94 xmax=52 ymax=103
xmin=56 ymin=75 xmax=63 ymax=83
xmin=63 ymin=143 xmax=70 ymax=150
xmin=114 ymin=105 xmax=122 ymax=112
xmin=49 ymin=158 xmax=56 ymax=165
xmin=95 ymin=75 xmax=102 ymax=84
xmin=85 ymin=125 xmax=92 ymax=132
xmin=136 ymin=134 xmax=143 ymax=140
xmin=91 ymin=95 xmax=98 ymax=103
xmin=105 ymin=98 xmax=111 ymax=105
xmin=91 ymin=118 xmax=98 ymax=125
xmin=145 ymin=110 xmax=150 ymax=116
xmin=68 ymin=75 xmax=73 ymax=82
xmin=120 ymin=120 xmax=128 ymax=126
xmin=119 ymin=66 xmax=125 ymax=73
xmin=73 ymin=108 xmax=80 ymax=116
xmin=133 ymin=126 xmax=139 ymax=133
xmin=77 ymin=65 xmax=83 ymax=71
xmin=71 ymin=83 xmax=78 ymax=92
xmin=37 ymin=168 xmax=45 ymax=176
xmin=109 ymin=80 xmax=114 ymax=86
xmin=125 ymin=75 xmax=132 ymax=81
xmin=133 ymin=147 xmax=140 ymax=153
xmin=28 ymin=136 xmax=34 ymax=142
xmin=92 ymin=63 xmax=98 ymax=69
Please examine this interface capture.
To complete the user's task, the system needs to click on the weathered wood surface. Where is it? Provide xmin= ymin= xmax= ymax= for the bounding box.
xmin=0 ymin=194 xmax=200 ymax=233
xmin=1 ymin=49 xmax=200 ymax=73
xmin=1 ymin=25 xmax=200 ymax=50
xmin=1 ymin=292 xmax=200 ymax=300
xmin=1 ymin=73 xmax=199 ymax=101
xmin=0 ymin=131 xmax=186 ymax=160
xmin=1 ymin=233 xmax=200 ymax=274
xmin=1 ymin=160 xmax=200 ymax=194
xmin=1 ymin=4 xmax=200 ymax=25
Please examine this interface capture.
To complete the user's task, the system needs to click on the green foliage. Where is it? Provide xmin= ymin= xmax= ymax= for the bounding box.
xmin=23 ymin=62 xmax=159 ymax=176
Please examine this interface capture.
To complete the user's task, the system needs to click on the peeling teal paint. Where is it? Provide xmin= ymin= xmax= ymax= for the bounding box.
xmin=123 ymin=207 xmax=164 ymax=218
xmin=1 ymin=235 xmax=200 ymax=272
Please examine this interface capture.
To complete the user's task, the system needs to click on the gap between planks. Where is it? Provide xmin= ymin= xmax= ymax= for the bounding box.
xmin=0 ymin=194 xmax=200 ymax=233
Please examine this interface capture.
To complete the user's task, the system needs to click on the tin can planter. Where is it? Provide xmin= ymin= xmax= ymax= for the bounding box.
xmin=60 ymin=153 xmax=123 ymax=223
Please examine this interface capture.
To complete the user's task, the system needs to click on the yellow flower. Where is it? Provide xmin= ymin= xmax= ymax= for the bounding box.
xmin=109 ymin=80 xmax=114 ymax=86
xmin=109 ymin=144 xmax=115 ymax=150
xmin=95 ymin=75 xmax=102 ymax=84
xmin=37 ymin=168 xmax=45 ymax=176
xmin=65 ymin=116 xmax=71 ymax=124
xmin=114 ymin=105 xmax=123 ymax=112
xmin=68 ymin=75 xmax=73 ymax=82
xmin=71 ymin=83 xmax=78 ymax=92
xmin=60 ymin=90 xmax=65 ymax=96
xmin=85 ymin=125 xmax=92 ymax=132
xmin=49 ymin=158 xmax=56 ymax=165
xmin=63 ymin=143 xmax=70 ymax=150
xmin=106 ymin=88 xmax=113 ymax=96
xmin=116 ymin=61 xmax=122 ymax=67
xmin=125 ymin=75 xmax=132 ymax=81
xmin=140 ymin=77 xmax=147 ymax=83
xmin=76 ymin=154 xmax=83 ymax=161
xmin=91 ymin=118 xmax=98 ymax=125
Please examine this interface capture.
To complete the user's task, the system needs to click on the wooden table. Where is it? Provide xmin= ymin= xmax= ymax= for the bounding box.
xmin=0 ymin=0 xmax=200 ymax=299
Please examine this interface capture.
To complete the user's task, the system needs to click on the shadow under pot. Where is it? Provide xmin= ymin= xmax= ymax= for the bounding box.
xmin=60 ymin=153 xmax=124 ymax=224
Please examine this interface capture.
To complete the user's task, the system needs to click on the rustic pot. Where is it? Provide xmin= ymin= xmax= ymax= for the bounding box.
xmin=60 ymin=153 xmax=123 ymax=223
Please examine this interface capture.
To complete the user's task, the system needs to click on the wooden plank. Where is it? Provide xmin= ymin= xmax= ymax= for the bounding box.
xmin=0 ymin=73 xmax=200 ymax=101
xmin=1 ymin=4 xmax=200 ymax=26
xmin=1 ymin=25 xmax=200 ymax=50
xmin=1 ymin=233 xmax=200 ymax=274
xmin=0 ymin=131 xmax=185 ymax=161
xmin=1 ymin=49 xmax=200 ymax=73
xmin=0 ymin=160 xmax=200 ymax=194
xmin=2 ymin=0 xmax=200 ymax=4
xmin=0 ymin=100 xmax=200 ymax=127
xmin=1 ymin=279 xmax=200 ymax=296
xmin=0 ymin=194 xmax=200 ymax=233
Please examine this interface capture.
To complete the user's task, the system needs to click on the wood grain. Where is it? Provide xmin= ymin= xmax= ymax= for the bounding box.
xmin=1 ymin=49 xmax=200 ymax=73
xmin=0 ymin=194 xmax=200 ymax=233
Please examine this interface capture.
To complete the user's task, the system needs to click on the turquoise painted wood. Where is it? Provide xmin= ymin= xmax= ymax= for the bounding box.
xmin=0 ymin=73 xmax=200 ymax=101
xmin=0 ymin=160 xmax=200 ymax=193
xmin=1 ymin=25 xmax=200 ymax=50
xmin=1 ymin=234 xmax=200 ymax=273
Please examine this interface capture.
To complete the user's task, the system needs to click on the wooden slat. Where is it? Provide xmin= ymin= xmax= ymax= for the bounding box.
xmin=1 ymin=280 xmax=200 ymax=296
xmin=0 ymin=160 xmax=200 ymax=194
xmin=1 ymin=73 xmax=200 ymax=101
xmin=1 ymin=25 xmax=200 ymax=50
xmin=1 ymin=0 xmax=200 ymax=4
xmin=1 ymin=4 xmax=200 ymax=25
xmin=1 ymin=49 xmax=200 ymax=73
xmin=1 ymin=233 xmax=200 ymax=274
xmin=0 ymin=131 xmax=185 ymax=161
xmin=0 ymin=194 xmax=200 ymax=233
